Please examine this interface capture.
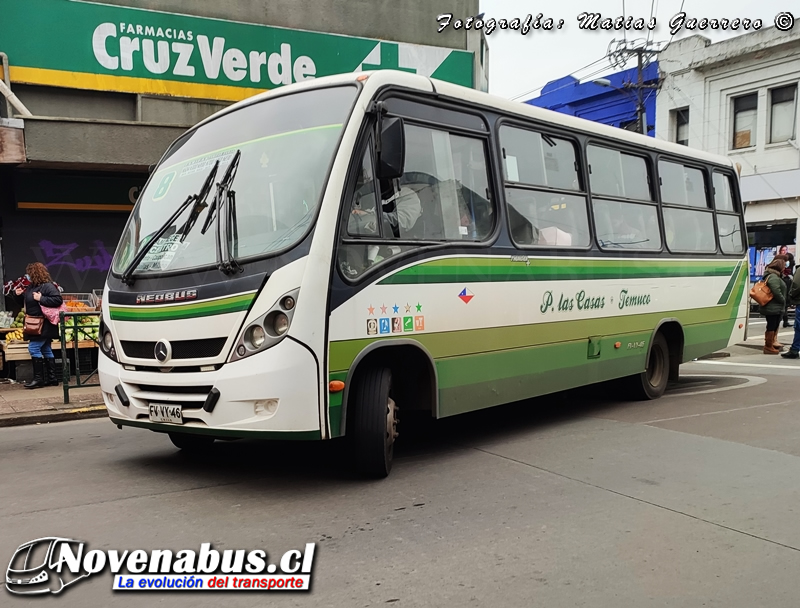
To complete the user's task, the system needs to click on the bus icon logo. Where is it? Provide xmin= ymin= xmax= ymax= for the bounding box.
xmin=392 ymin=318 xmax=402 ymax=333
xmin=379 ymin=318 xmax=390 ymax=334
xmin=366 ymin=319 xmax=378 ymax=335
xmin=6 ymin=537 xmax=89 ymax=595
xmin=414 ymin=316 xmax=425 ymax=331
xmin=403 ymin=317 xmax=414 ymax=332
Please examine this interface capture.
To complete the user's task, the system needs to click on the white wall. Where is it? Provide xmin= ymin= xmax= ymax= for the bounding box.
xmin=656 ymin=27 xmax=800 ymax=244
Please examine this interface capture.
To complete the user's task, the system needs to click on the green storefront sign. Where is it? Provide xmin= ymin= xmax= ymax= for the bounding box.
xmin=1 ymin=0 xmax=474 ymax=101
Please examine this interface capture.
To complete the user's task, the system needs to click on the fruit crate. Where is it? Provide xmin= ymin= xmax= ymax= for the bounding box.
xmin=92 ymin=289 xmax=104 ymax=310
xmin=61 ymin=292 xmax=98 ymax=311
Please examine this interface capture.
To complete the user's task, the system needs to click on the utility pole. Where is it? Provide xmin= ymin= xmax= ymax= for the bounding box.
xmin=606 ymin=40 xmax=662 ymax=136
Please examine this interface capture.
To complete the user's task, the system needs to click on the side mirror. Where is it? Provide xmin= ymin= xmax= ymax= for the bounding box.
xmin=147 ymin=163 xmax=156 ymax=175
xmin=377 ymin=117 xmax=405 ymax=180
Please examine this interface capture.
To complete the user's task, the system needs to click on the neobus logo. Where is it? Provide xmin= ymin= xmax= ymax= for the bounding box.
xmin=6 ymin=538 xmax=316 ymax=594
xmin=135 ymin=289 xmax=197 ymax=304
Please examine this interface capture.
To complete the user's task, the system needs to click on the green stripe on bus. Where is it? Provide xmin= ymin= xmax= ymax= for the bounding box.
xmin=108 ymin=293 xmax=255 ymax=322
xmin=331 ymin=265 xmax=748 ymax=372
xmin=378 ymin=257 xmax=739 ymax=285
xmin=716 ymin=261 xmax=743 ymax=305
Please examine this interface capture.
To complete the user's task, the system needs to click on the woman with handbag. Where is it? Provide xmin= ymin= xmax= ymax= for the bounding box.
xmin=758 ymin=257 xmax=788 ymax=355
xmin=13 ymin=262 xmax=63 ymax=388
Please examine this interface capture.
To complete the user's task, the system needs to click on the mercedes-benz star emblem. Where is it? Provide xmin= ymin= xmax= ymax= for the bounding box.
xmin=154 ymin=340 xmax=171 ymax=363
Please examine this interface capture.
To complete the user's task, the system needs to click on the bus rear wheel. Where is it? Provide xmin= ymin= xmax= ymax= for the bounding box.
xmin=625 ymin=333 xmax=670 ymax=400
xmin=352 ymin=366 xmax=397 ymax=478
xmin=168 ymin=432 xmax=216 ymax=452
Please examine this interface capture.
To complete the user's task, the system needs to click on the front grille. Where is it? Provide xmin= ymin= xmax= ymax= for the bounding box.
xmin=120 ymin=338 xmax=227 ymax=360
xmin=136 ymin=384 xmax=213 ymax=394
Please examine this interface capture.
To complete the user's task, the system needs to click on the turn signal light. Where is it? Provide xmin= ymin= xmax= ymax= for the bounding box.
xmin=739 ymin=324 xmax=744 ymax=329
xmin=329 ymin=380 xmax=345 ymax=392
xmin=614 ymin=342 xmax=621 ymax=349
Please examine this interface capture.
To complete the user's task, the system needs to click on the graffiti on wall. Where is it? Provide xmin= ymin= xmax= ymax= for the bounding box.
xmin=38 ymin=240 xmax=113 ymax=273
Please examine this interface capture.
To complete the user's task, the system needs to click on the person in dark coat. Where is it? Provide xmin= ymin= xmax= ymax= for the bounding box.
xmin=760 ymin=257 xmax=787 ymax=355
xmin=14 ymin=262 xmax=63 ymax=388
xmin=782 ymin=253 xmax=795 ymax=328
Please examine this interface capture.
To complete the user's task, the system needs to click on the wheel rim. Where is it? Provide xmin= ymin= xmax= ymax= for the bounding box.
xmin=647 ymin=345 xmax=666 ymax=388
xmin=386 ymin=397 xmax=398 ymax=450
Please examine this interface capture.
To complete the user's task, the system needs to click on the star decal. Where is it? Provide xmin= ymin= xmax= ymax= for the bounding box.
xmin=367 ymin=305 xmax=375 ymax=315
xmin=405 ymin=303 xmax=411 ymax=313
xmin=416 ymin=303 xmax=422 ymax=312
xmin=392 ymin=304 xmax=400 ymax=314
xmin=380 ymin=304 xmax=388 ymax=314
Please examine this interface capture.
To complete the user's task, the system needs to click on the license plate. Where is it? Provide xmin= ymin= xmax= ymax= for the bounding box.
xmin=149 ymin=403 xmax=183 ymax=424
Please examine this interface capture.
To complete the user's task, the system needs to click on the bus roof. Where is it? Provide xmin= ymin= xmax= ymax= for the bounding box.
xmin=197 ymin=70 xmax=736 ymax=171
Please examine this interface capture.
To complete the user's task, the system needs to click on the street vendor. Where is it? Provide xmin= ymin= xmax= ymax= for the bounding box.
xmin=13 ymin=262 xmax=63 ymax=389
xmin=4 ymin=273 xmax=63 ymax=319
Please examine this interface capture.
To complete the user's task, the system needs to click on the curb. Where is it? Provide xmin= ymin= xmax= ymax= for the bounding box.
xmin=0 ymin=404 xmax=108 ymax=428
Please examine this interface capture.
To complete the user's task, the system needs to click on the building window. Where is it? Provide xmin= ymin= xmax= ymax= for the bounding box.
xmin=769 ymin=85 xmax=796 ymax=143
xmin=732 ymin=93 xmax=758 ymax=149
xmin=675 ymin=108 xmax=689 ymax=146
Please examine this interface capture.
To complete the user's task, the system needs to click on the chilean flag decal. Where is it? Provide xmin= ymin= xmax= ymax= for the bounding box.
xmin=458 ymin=288 xmax=474 ymax=304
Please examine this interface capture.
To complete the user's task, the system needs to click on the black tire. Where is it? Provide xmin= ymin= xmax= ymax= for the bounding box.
xmin=168 ymin=432 xmax=216 ymax=451
xmin=351 ymin=367 xmax=397 ymax=478
xmin=624 ymin=333 xmax=670 ymax=400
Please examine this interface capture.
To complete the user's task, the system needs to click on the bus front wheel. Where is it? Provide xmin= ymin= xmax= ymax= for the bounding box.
xmin=625 ymin=333 xmax=670 ymax=400
xmin=168 ymin=432 xmax=216 ymax=452
xmin=352 ymin=366 xmax=397 ymax=478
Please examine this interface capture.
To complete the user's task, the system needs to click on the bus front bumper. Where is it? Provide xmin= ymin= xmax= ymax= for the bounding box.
xmin=98 ymin=337 xmax=322 ymax=438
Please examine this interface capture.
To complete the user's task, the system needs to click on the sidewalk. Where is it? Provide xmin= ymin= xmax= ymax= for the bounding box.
xmin=0 ymin=381 xmax=106 ymax=428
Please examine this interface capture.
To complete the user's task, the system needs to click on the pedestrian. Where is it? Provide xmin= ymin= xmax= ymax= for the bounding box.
xmin=760 ymin=256 xmax=787 ymax=355
xmin=783 ymin=253 xmax=795 ymax=328
xmin=13 ymin=262 xmax=63 ymax=388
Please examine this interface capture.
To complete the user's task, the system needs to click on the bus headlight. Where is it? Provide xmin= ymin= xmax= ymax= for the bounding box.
xmin=229 ymin=289 xmax=299 ymax=362
xmin=246 ymin=325 xmax=267 ymax=349
xmin=99 ymin=320 xmax=118 ymax=362
xmin=270 ymin=312 xmax=290 ymax=336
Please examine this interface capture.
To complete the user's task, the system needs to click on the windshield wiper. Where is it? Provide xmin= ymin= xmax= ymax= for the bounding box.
xmin=120 ymin=160 xmax=219 ymax=285
xmin=201 ymin=150 xmax=242 ymax=274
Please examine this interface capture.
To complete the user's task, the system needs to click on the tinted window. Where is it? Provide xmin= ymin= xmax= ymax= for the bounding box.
xmin=587 ymin=146 xmax=651 ymax=200
xmin=593 ymin=200 xmax=661 ymax=250
xmin=659 ymin=161 xmax=708 ymax=208
xmin=506 ymin=190 xmax=590 ymax=248
xmin=713 ymin=172 xmax=736 ymax=212
xmin=500 ymin=126 xmax=580 ymax=190
xmin=716 ymin=214 xmax=745 ymax=254
xmin=398 ymin=124 xmax=493 ymax=241
xmin=663 ymin=208 xmax=716 ymax=252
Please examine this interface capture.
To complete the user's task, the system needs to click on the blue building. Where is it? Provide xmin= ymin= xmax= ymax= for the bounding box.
xmin=525 ymin=62 xmax=659 ymax=137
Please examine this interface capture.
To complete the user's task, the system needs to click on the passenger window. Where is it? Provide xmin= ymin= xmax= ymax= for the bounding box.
xmin=713 ymin=172 xmax=736 ymax=212
xmin=663 ymin=208 xmax=716 ymax=252
xmin=587 ymin=146 xmax=651 ymax=200
xmin=396 ymin=124 xmax=493 ymax=241
xmin=338 ymin=123 xmax=494 ymax=280
xmin=716 ymin=214 xmax=744 ymax=254
xmin=506 ymin=189 xmax=590 ymax=247
xmin=659 ymin=161 xmax=708 ymax=208
xmin=500 ymin=126 xmax=580 ymax=191
xmin=593 ymin=200 xmax=662 ymax=250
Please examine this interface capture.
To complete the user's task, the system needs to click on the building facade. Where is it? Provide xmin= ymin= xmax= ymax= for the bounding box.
xmin=0 ymin=0 xmax=485 ymax=295
xmin=525 ymin=62 xmax=659 ymax=137
xmin=656 ymin=27 xmax=800 ymax=280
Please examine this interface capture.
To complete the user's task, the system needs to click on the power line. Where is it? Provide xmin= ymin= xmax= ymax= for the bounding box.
xmin=509 ymin=56 xmax=610 ymax=101
xmin=666 ymin=0 xmax=687 ymax=49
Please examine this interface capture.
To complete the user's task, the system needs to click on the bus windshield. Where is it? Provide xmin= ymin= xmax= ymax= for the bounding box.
xmin=112 ymin=85 xmax=357 ymax=276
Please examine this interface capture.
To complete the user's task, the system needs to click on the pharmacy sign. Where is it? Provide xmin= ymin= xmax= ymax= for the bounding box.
xmin=0 ymin=0 xmax=474 ymax=102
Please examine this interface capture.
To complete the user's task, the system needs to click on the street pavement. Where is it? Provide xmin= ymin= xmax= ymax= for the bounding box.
xmin=3 ymin=316 xmax=800 ymax=606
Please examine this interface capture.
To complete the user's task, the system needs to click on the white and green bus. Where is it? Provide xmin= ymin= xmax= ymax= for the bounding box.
xmin=99 ymin=70 xmax=748 ymax=477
